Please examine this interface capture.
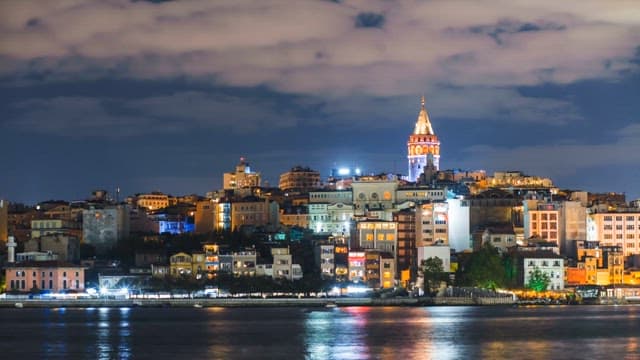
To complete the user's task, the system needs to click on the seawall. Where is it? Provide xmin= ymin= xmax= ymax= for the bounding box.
xmin=0 ymin=296 xmax=518 ymax=308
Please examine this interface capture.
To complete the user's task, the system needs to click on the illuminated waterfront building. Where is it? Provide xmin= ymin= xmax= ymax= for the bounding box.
xmin=169 ymin=252 xmax=205 ymax=277
xmin=407 ymin=96 xmax=440 ymax=182
xmin=5 ymin=261 xmax=85 ymax=293
xmin=566 ymin=243 xmax=623 ymax=286
xmin=521 ymin=252 xmax=565 ymax=290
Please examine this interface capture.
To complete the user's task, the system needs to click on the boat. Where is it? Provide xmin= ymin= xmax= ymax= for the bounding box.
xmin=325 ymin=301 xmax=337 ymax=308
xmin=193 ymin=303 xmax=203 ymax=308
xmin=14 ymin=303 xmax=24 ymax=309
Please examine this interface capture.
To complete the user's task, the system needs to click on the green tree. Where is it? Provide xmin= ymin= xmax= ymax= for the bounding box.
xmin=527 ymin=267 xmax=550 ymax=292
xmin=459 ymin=243 xmax=506 ymax=290
xmin=420 ymin=257 xmax=445 ymax=297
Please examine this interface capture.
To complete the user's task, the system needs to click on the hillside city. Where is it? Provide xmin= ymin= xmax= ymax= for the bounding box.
xmin=2 ymin=98 xmax=640 ymax=303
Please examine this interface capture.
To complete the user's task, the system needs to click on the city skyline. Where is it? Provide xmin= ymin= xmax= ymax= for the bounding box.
xmin=1 ymin=0 xmax=639 ymax=204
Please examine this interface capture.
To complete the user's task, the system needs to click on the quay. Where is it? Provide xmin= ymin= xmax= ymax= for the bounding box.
xmin=0 ymin=296 xmax=516 ymax=308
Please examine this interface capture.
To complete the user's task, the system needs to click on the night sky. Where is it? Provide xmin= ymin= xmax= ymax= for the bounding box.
xmin=1 ymin=0 xmax=639 ymax=204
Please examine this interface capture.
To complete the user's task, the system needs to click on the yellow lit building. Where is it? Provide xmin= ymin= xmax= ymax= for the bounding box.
xmin=136 ymin=192 xmax=170 ymax=211
xmin=566 ymin=245 xmax=624 ymax=286
xmin=30 ymin=219 xmax=81 ymax=239
xmin=356 ymin=220 xmax=397 ymax=256
xmin=223 ymin=157 xmax=261 ymax=190
xmin=169 ymin=252 xmax=205 ymax=277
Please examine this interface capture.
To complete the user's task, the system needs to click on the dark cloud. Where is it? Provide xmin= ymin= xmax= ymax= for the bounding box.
xmin=355 ymin=12 xmax=385 ymax=29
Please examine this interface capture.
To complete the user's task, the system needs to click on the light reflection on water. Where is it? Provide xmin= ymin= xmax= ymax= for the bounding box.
xmin=2 ymin=305 xmax=640 ymax=359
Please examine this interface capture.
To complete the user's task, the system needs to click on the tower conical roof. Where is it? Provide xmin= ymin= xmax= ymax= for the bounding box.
xmin=413 ymin=96 xmax=434 ymax=135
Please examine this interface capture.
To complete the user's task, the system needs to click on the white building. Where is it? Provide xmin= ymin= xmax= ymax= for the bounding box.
xmin=416 ymin=202 xmax=448 ymax=247
xmin=417 ymin=246 xmax=451 ymax=272
xmin=447 ymin=197 xmax=471 ymax=252
xmin=523 ymin=254 xmax=564 ymax=290
xmin=587 ymin=210 xmax=640 ymax=257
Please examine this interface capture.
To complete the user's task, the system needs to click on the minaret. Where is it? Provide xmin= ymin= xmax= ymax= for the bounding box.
xmin=407 ymin=96 xmax=440 ymax=182
xmin=7 ymin=235 xmax=16 ymax=263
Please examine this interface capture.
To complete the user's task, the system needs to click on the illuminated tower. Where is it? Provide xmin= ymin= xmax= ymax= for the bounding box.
xmin=407 ymin=96 xmax=440 ymax=182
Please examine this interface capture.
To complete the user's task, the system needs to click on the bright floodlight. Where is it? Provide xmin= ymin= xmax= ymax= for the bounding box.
xmin=338 ymin=168 xmax=350 ymax=175
xmin=355 ymin=168 xmax=361 ymax=175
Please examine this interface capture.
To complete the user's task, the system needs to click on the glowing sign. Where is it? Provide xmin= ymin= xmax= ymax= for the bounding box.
xmin=335 ymin=246 xmax=348 ymax=254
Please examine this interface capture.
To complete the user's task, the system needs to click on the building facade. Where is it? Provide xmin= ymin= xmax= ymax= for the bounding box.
xmin=223 ymin=157 xmax=261 ymax=190
xmin=279 ymin=166 xmax=321 ymax=193
xmin=587 ymin=210 xmax=640 ymax=257
xmin=5 ymin=262 xmax=85 ymax=293
xmin=82 ymin=205 xmax=130 ymax=255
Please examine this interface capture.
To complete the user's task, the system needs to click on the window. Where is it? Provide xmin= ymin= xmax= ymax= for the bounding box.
xmin=76 ymin=280 xmax=80 ymax=289
xmin=49 ymin=280 xmax=53 ymax=289
xmin=542 ymin=261 xmax=548 ymax=266
xmin=553 ymin=261 xmax=560 ymax=266
xmin=32 ymin=280 xmax=36 ymax=289
xmin=21 ymin=280 xmax=25 ymax=289
xmin=63 ymin=280 xmax=67 ymax=289
xmin=10 ymin=280 xmax=14 ymax=289
xmin=41 ymin=280 xmax=45 ymax=289
xmin=33 ymin=271 xmax=36 ymax=277
xmin=616 ymin=216 xmax=623 ymax=221
xmin=49 ymin=272 xmax=53 ymax=277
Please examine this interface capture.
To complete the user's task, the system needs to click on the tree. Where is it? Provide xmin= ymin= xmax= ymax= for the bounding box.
xmin=459 ymin=243 xmax=506 ymax=290
xmin=420 ymin=257 xmax=445 ymax=297
xmin=527 ymin=267 xmax=550 ymax=292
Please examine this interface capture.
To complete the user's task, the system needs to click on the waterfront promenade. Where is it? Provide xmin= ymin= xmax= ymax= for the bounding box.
xmin=0 ymin=295 xmax=517 ymax=308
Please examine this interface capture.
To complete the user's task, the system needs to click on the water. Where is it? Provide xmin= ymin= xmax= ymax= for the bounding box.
xmin=0 ymin=305 xmax=639 ymax=359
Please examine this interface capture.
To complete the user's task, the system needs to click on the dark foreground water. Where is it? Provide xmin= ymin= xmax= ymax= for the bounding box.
xmin=1 ymin=305 xmax=639 ymax=359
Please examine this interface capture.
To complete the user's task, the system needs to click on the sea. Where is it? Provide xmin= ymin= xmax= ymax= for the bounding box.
xmin=0 ymin=305 xmax=638 ymax=359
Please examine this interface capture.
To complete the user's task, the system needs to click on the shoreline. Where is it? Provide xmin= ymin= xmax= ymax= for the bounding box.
xmin=1 ymin=296 xmax=518 ymax=308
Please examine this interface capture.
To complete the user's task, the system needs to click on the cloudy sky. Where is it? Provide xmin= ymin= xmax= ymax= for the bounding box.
xmin=1 ymin=0 xmax=639 ymax=204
